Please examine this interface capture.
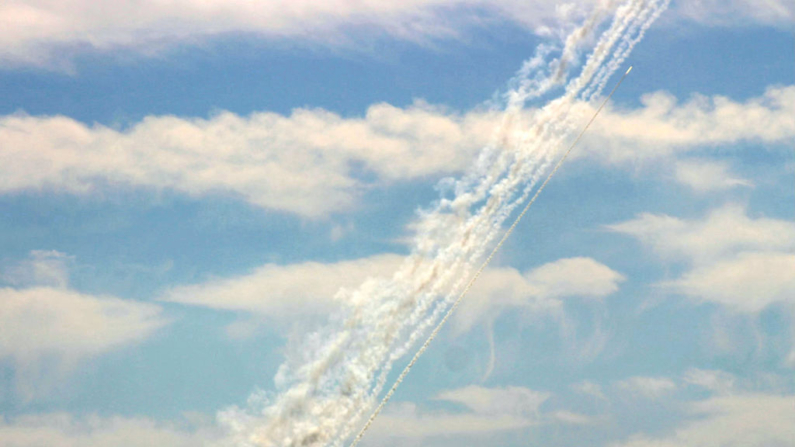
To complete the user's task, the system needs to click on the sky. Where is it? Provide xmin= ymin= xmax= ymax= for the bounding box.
xmin=0 ymin=1 xmax=794 ymax=446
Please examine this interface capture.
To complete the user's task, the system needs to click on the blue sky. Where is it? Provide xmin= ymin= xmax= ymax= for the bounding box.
xmin=0 ymin=1 xmax=793 ymax=446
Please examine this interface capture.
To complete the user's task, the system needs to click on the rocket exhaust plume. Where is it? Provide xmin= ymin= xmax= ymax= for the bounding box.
xmin=219 ymin=1 xmax=669 ymax=446
xmin=349 ymin=64 xmax=634 ymax=447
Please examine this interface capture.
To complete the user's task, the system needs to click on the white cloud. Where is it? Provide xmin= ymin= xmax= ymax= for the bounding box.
xmin=674 ymin=159 xmax=753 ymax=193
xmin=612 ymin=393 xmax=795 ymax=447
xmin=682 ymin=368 xmax=736 ymax=395
xmin=366 ymin=385 xmax=549 ymax=440
xmin=0 ymin=0 xmax=592 ymax=69
xmin=0 ymin=413 xmax=218 ymax=447
xmin=572 ymin=380 xmax=608 ymax=400
xmin=435 ymin=385 xmax=551 ymax=416
xmin=0 ymin=287 xmax=164 ymax=361
xmin=524 ymin=257 xmax=625 ymax=299
xmin=583 ymin=85 xmax=795 ymax=166
xmin=608 ymin=204 xmax=795 ymax=265
xmin=0 ymin=0 xmax=790 ymax=69
xmin=610 ymin=205 xmax=795 ymax=314
xmin=615 ymin=376 xmax=677 ymax=399
xmin=0 ymin=285 xmax=166 ymax=401
xmin=362 ymin=385 xmax=598 ymax=447
xmin=2 ymin=85 xmax=792 ymax=216
xmin=675 ymin=0 xmax=794 ymax=27
xmin=549 ymin=410 xmax=601 ymax=425
xmin=672 ymin=251 xmax=795 ymax=313
xmin=367 ymin=402 xmax=534 ymax=442
xmin=162 ymin=254 xmax=404 ymax=318
xmin=455 ymin=257 xmax=624 ymax=333
xmin=0 ymin=104 xmax=495 ymax=217
xmin=163 ymin=254 xmax=622 ymax=340
xmin=1 ymin=250 xmax=72 ymax=288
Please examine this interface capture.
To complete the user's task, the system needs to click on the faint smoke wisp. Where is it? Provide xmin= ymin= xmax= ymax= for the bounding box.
xmin=218 ymin=1 xmax=670 ymax=446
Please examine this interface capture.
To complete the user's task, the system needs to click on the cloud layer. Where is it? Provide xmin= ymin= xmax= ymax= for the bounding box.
xmin=0 ymin=104 xmax=495 ymax=217
xmin=0 ymin=251 xmax=167 ymax=401
xmin=584 ymin=85 xmax=795 ymax=165
xmin=610 ymin=204 xmax=795 ymax=313
xmin=0 ymin=413 xmax=217 ymax=447
xmin=0 ymin=286 xmax=166 ymax=400
xmin=162 ymin=253 xmax=623 ymax=336
xmin=366 ymin=385 xmax=553 ymax=441
xmin=614 ymin=394 xmax=795 ymax=447
xmin=1 ymin=1 xmax=792 ymax=69
xmin=456 ymin=256 xmax=624 ymax=333
xmin=3 ymin=87 xmax=791 ymax=217
xmin=163 ymin=254 xmax=405 ymax=318
xmin=0 ymin=0 xmax=583 ymax=69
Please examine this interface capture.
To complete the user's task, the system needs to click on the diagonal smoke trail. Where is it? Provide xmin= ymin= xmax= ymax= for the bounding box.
xmin=348 ymin=64 xmax=634 ymax=447
xmin=218 ymin=2 xmax=669 ymax=446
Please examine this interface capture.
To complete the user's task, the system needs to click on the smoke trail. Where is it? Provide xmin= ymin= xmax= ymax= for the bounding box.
xmin=218 ymin=2 xmax=668 ymax=446
xmin=350 ymin=64 xmax=635 ymax=447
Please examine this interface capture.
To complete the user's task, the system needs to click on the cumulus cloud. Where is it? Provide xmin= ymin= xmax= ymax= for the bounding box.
xmin=162 ymin=253 xmax=623 ymax=337
xmin=455 ymin=257 xmax=624 ymax=333
xmin=608 ymin=204 xmax=795 ymax=313
xmin=612 ymin=393 xmax=795 ymax=447
xmin=0 ymin=287 xmax=166 ymax=400
xmin=0 ymin=103 xmax=495 ymax=217
xmin=3 ymin=0 xmax=625 ymax=69
xmin=367 ymin=402 xmax=532 ymax=442
xmin=610 ymin=205 xmax=795 ymax=314
xmin=675 ymin=0 xmax=794 ymax=27
xmin=674 ymin=159 xmax=753 ymax=193
xmin=0 ymin=413 xmax=219 ymax=447
xmin=615 ymin=376 xmax=677 ymax=399
xmin=1 ymin=250 xmax=72 ymax=288
xmin=0 ymin=287 xmax=164 ymax=362
xmin=572 ymin=380 xmax=608 ymax=400
xmin=583 ymin=85 xmax=795 ymax=166
xmin=672 ymin=251 xmax=795 ymax=313
xmin=367 ymin=385 xmax=550 ymax=441
xmin=163 ymin=254 xmax=404 ymax=318
xmin=0 ymin=0 xmax=790 ymax=69
xmin=435 ymin=385 xmax=551 ymax=416
xmin=0 ymin=251 xmax=167 ymax=401
xmin=682 ymin=368 xmax=736 ymax=395
xmin=607 ymin=204 xmax=795 ymax=265
xmin=2 ymin=86 xmax=792 ymax=216
xmin=0 ymin=0 xmax=593 ymax=69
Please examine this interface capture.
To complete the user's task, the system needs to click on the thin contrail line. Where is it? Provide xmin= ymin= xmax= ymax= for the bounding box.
xmin=348 ymin=65 xmax=633 ymax=447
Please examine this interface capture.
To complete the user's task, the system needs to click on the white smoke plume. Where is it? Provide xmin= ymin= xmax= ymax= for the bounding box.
xmin=217 ymin=1 xmax=669 ymax=446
